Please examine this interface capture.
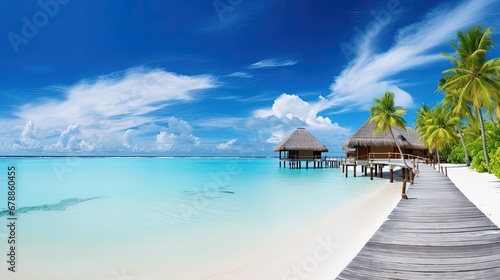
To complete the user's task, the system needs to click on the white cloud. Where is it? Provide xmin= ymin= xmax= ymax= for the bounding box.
xmin=227 ymin=72 xmax=253 ymax=78
xmin=249 ymin=93 xmax=352 ymax=146
xmin=327 ymin=0 xmax=497 ymax=112
xmin=16 ymin=67 xmax=216 ymax=134
xmin=156 ymin=131 xmax=175 ymax=151
xmin=196 ymin=117 xmax=243 ymax=129
xmin=249 ymin=0 xmax=496 ymax=152
xmin=14 ymin=121 xmax=41 ymax=150
xmin=47 ymin=124 xmax=101 ymax=152
xmin=252 ymin=93 xmax=335 ymax=128
xmin=1 ymin=68 xmax=216 ymax=153
xmin=122 ymin=129 xmax=136 ymax=149
xmin=249 ymin=58 xmax=298 ymax=69
xmin=217 ymin=139 xmax=238 ymax=150
xmin=61 ymin=124 xmax=80 ymax=148
xmin=265 ymin=130 xmax=288 ymax=144
xmin=155 ymin=117 xmax=200 ymax=151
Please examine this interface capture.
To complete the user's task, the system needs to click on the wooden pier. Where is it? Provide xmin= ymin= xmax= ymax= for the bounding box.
xmin=341 ymin=153 xmax=427 ymax=183
xmin=278 ymin=157 xmax=344 ymax=169
xmin=336 ymin=164 xmax=500 ymax=279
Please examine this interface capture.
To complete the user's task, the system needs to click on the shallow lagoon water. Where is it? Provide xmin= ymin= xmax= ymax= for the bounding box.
xmin=0 ymin=158 xmax=386 ymax=279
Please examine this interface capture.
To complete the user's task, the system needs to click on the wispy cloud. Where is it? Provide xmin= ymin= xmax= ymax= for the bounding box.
xmin=16 ymin=67 xmax=216 ymax=133
xmin=326 ymin=0 xmax=497 ymax=112
xmin=249 ymin=58 xmax=298 ymax=69
xmin=248 ymin=0 xmax=497 ymax=151
xmin=2 ymin=67 xmax=217 ymax=153
xmin=227 ymin=71 xmax=253 ymax=78
xmin=196 ymin=117 xmax=243 ymax=129
xmin=216 ymin=139 xmax=238 ymax=150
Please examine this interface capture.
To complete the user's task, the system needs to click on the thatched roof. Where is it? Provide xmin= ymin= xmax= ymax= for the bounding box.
xmin=342 ymin=119 xmax=425 ymax=150
xmin=273 ymin=128 xmax=329 ymax=152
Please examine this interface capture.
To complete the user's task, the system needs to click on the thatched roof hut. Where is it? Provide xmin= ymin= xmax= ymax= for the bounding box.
xmin=342 ymin=119 xmax=425 ymax=158
xmin=273 ymin=128 xmax=328 ymax=152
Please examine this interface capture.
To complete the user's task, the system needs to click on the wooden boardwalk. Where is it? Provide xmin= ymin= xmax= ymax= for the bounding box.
xmin=336 ymin=164 xmax=500 ymax=280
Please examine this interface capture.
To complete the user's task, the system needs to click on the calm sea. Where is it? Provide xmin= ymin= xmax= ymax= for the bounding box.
xmin=0 ymin=157 xmax=386 ymax=280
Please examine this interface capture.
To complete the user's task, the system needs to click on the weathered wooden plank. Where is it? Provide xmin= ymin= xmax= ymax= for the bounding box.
xmin=336 ymin=164 xmax=500 ymax=279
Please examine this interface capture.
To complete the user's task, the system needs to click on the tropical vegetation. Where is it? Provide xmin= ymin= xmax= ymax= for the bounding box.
xmin=415 ymin=104 xmax=460 ymax=168
xmin=370 ymin=25 xmax=500 ymax=178
xmin=413 ymin=25 xmax=500 ymax=177
xmin=438 ymin=25 xmax=500 ymax=172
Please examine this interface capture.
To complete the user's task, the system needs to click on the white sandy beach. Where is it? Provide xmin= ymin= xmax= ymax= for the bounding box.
xmin=208 ymin=166 xmax=403 ymax=280
xmin=209 ymin=163 xmax=500 ymax=280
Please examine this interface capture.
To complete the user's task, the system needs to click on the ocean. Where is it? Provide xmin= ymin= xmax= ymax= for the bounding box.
xmin=0 ymin=157 xmax=386 ymax=280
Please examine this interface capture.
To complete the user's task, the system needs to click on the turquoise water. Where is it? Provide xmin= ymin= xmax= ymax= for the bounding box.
xmin=0 ymin=158 xmax=386 ymax=280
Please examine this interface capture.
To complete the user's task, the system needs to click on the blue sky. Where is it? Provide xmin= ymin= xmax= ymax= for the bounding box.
xmin=1 ymin=0 xmax=500 ymax=156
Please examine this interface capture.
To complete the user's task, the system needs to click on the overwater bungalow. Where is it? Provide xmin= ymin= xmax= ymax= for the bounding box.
xmin=342 ymin=119 xmax=427 ymax=160
xmin=273 ymin=127 xmax=333 ymax=168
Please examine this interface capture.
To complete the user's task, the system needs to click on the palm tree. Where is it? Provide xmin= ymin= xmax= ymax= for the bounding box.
xmin=370 ymin=91 xmax=408 ymax=161
xmin=415 ymin=103 xmax=431 ymax=138
xmin=422 ymin=105 xmax=460 ymax=168
xmin=414 ymin=103 xmax=434 ymax=164
xmin=370 ymin=92 xmax=411 ymax=199
xmin=439 ymin=25 xmax=500 ymax=172
xmin=439 ymin=77 xmax=473 ymax=166
xmin=463 ymin=117 xmax=482 ymax=143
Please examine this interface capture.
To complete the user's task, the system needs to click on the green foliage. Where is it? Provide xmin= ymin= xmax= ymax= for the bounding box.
xmin=448 ymin=144 xmax=466 ymax=164
xmin=439 ymin=25 xmax=500 ymax=172
xmin=468 ymin=140 xmax=488 ymax=172
xmin=463 ymin=119 xmax=482 ymax=143
xmin=369 ymin=91 xmax=407 ymax=135
xmin=369 ymin=91 xmax=408 ymax=157
xmin=417 ymin=104 xmax=460 ymax=166
xmin=490 ymin=148 xmax=500 ymax=178
xmin=466 ymin=122 xmax=500 ymax=173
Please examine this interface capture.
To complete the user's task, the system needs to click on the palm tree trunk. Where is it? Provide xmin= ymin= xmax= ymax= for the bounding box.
xmin=390 ymin=128 xmax=409 ymax=199
xmin=435 ymin=145 xmax=441 ymax=170
xmin=457 ymin=125 xmax=470 ymax=166
xmin=477 ymin=108 xmax=490 ymax=172
xmin=389 ymin=128 xmax=410 ymax=169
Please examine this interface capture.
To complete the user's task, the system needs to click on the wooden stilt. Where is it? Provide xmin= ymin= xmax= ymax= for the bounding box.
xmin=401 ymin=179 xmax=408 ymax=199
xmin=390 ymin=168 xmax=394 ymax=183
xmin=370 ymin=166 xmax=373 ymax=180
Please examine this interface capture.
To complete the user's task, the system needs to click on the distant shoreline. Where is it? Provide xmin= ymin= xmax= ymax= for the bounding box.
xmin=0 ymin=154 xmax=348 ymax=159
xmin=0 ymin=155 xmax=277 ymax=158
